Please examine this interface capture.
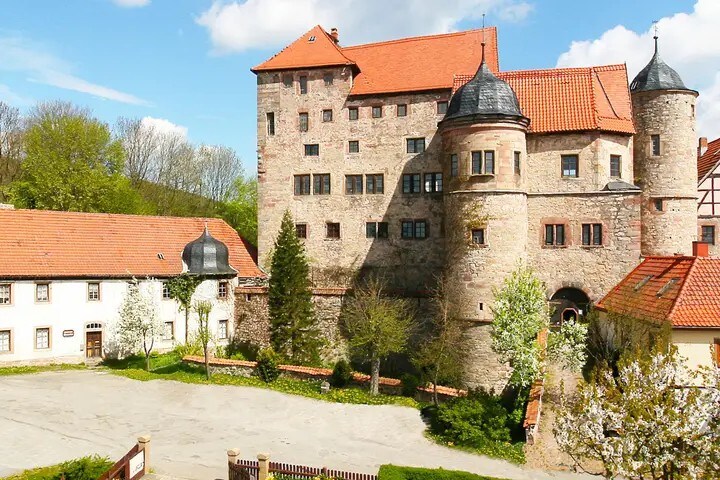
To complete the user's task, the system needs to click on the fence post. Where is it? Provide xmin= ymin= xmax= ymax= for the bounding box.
xmin=227 ymin=448 xmax=241 ymax=465
xmin=257 ymin=453 xmax=270 ymax=480
xmin=137 ymin=434 xmax=151 ymax=475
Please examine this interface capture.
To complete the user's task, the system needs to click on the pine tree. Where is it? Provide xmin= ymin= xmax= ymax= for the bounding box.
xmin=268 ymin=210 xmax=320 ymax=364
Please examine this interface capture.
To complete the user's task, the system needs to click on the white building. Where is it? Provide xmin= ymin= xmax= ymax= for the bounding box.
xmin=0 ymin=208 xmax=262 ymax=364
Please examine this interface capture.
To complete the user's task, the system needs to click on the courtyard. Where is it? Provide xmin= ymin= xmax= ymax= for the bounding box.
xmin=0 ymin=370 xmax=588 ymax=480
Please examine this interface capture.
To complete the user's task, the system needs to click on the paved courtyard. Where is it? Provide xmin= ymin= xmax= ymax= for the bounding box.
xmin=0 ymin=370 xmax=589 ymax=480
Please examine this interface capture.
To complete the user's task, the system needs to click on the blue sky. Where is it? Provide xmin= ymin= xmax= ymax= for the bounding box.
xmin=0 ymin=0 xmax=709 ymax=174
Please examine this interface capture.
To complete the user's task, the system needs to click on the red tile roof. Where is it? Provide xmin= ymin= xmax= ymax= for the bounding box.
xmin=0 ymin=209 xmax=263 ymax=279
xmin=596 ymin=256 xmax=720 ymax=328
xmin=698 ymin=137 xmax=720 ymax=180
xmin=454 ymin=65 xmax=635 ymax=134
xmin=253 ymin=26 xmax=499 ymax=96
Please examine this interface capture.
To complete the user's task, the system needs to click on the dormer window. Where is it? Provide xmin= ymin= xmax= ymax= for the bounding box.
xmin=634 ymin=275 xmax=653 ymax=291
xmin=308 ymin=35 xmax=316 ymax=42
xmin=656 ymin=278 xmax=679 ymax=298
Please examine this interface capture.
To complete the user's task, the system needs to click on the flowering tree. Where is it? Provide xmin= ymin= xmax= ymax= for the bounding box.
xmin=117 ymin=280 xmax=162 ymax=371
xmin=194 ymin=300 xmax=214 ymax=380
xmin=548 ymin=318 xmax=588 ymax=373
xmin=555 ymin=347 xmax=720 ymax=479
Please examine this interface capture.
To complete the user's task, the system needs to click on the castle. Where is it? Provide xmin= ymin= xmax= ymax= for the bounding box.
xmin=252 ymin=26 xmax=699 ymax=389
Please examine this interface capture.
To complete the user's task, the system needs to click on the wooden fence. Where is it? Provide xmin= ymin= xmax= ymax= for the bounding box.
xmin=227 ymin=453 xmax=377 ymax=480
xmin=97 ymin=436 xmax=150 ymax=480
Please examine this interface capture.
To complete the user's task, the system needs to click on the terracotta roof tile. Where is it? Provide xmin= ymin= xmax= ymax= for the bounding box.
xmin=596 ymin=256 xmax=720 ymax=328
xmin=0 ymin=209 xmax=262 ymax=279
xmin=698 ymin=137 xmax=720 ymax=180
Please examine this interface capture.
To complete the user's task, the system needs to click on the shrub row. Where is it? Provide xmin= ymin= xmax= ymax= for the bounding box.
xmin=378 ymin=465 xmax=505 ymax=480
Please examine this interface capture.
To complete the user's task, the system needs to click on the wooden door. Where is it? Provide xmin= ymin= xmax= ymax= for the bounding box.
xmin=86 ymin=331 xmax=102 ymax=358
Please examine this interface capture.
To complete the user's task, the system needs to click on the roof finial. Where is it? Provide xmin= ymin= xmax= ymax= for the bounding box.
xmin=481 ymin=13 xmax=486 ymax=64
xmin=653 ymin=20 xmax=659 ymax=53
xmin=203 ymin=221 xmax=209 ymax=235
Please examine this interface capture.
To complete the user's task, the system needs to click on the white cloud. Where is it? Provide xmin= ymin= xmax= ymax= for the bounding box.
xmin=0 ymin=84 xmax=33 ymax=107
xmin=112 ymin=0 xmax=150 ymax=7
xmin=556 ymin=0 xmax=720 ymax=139
xmin=196 ymin=0 xmax=535 ymax=54
xmin=141 ymin=116 xmax=188 ymax=138
xmin=0 ymin=36 xmax=150 ymax=106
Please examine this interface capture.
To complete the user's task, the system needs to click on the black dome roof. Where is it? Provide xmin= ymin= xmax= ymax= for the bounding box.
xmin=630 ymin=37 xmax=693 ymax=93
xmin=182 ymin=226 xmax=236 ymax=276
xmin=443 ymin=57 xmax=527 ymax=124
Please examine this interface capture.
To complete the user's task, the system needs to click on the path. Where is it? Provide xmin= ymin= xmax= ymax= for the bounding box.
xmin=0 ymin=370 xmax=592 ymax=480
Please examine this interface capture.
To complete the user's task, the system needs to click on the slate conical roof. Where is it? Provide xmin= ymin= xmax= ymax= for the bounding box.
xmin=630 ymin=37 xmax=693 ymax=93
xmin=443 ymin=48 xmax=527 ymax=125
xmin=182 ymin=225 xmax=236 ymax=276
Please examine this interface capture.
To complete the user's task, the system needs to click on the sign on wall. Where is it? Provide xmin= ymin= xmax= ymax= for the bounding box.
xmin=62 ymin=330 xmax=74 ymax=337
xmin=128 ymin=450 xmax=145 ymax=478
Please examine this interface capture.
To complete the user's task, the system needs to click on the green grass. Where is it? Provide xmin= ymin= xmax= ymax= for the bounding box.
xmin=378 ymin=465 xmax=511 ymax=480
xmin=0 ymin=363 xmax=86 ymax=377
xmin=425 ymin=432 xmax=525 ymax=465
xmin=1 ymin=455 xmax=112 ymax=480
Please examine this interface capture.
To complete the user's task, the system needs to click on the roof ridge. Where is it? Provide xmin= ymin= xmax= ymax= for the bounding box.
xmin=666 ymin=256 xmax=699 ymax=320
xmin=499 ymin=64 xmax=627 ymax=78
xmin=4 ymin=208 xmax=228 ymax=224
xmin=342 ymin=26 xmax=496 ymax=51
xmin=318 ymin=25 xmax=356 ymax=65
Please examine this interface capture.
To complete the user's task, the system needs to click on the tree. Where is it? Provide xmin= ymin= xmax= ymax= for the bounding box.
xmin=195 ymin=300 xmax=213 ymax=380
xmin=491 ymin=265 xmax=550 ymax=388
xmin=268 ymin=210 xmax=320 ymax=363
xmin=547 ymin=318 xmax=588 ymax=373
xmin=197 ymin=144 xmax=242 ymax=203
xmin=115 ymin=116 xmax=160 ymax=186
xmin=167 ymin=273 xmax=202 ymax=343
xmin=219 ymin=175 xmax=258 ymax=246
xmin=555 ymin=346 xmax=720 ymax=479
xmin=116 ymin=280 xmax=162 ymax=371
xmin=414 ymin=273 xmax=468 ymax=404
xmin=342 ymin=276 xmax=414 ymax=395
xmin=0 ymin=101 xmax=23 ymax=200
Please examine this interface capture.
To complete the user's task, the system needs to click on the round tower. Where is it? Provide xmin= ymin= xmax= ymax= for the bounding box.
xmin=631 ymin=36 xmax=698 ymax=256
xmin=438 ymin=49 xmax=529 ymax=390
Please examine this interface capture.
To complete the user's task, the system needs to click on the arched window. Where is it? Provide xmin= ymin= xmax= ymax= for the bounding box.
xmin=550 ymin=288 xmax=590 ymax=326
xmin=86 ymin=323 xmax=103 ymax=331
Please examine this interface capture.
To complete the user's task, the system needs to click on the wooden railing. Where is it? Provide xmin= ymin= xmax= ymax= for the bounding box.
xmin=97 ymin=436 xmax=150 ymax=480
xmin=227 ymin=452 xmax=377 ymax=480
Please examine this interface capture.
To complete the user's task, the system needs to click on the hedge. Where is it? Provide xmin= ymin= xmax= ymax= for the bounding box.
xmin=378 ymin=465 xmax=508 ymax=480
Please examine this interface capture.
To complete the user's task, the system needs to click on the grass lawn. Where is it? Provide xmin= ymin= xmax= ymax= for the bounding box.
xmin=1 ymin=455 xmax=112 ymax=480
xmin=0 ymin=363 xmax=86 ymax=377
xmin=425 ymin=432 xmax=525 ymax=465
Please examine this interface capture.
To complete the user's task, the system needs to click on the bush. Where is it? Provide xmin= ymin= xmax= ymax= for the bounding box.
xmin=330 ymin=359 xmax=353 ymax=388
xmin=227 ymin=339 xmax=260 ymax=361
xmin=400 ymin=373 xmax=421 ymax=397
xmin=378 ymin=465 xmax=502 ymax=480
xmin=54 ymin=455 xmax=113 ymax=480
xmin=256 ymin=347 xmax=281 ymax=383
xmin=173 ymin=338 xmax=204 ymax=357
xmin=432 ymin=389 xmax=512 ymax=444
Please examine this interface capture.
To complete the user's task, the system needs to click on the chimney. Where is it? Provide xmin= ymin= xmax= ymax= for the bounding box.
xmin=699 ymin=137 xmax=708 ymax=157
xmin=330 ymin=27 xmax=339 ymax=44
xmin=693 ymin=241 xmax=709 ymax=257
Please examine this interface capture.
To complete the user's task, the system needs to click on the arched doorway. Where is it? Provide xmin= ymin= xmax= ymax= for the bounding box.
xmin=550 ymin=288 xmax=590 ymax=326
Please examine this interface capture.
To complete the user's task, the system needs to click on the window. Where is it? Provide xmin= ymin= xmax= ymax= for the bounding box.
xmin=162 ymin=282 xmax=171 ymax=300
xmin=326 ymin=222 xmax=340 ymax=239
xmin=610 ymin=155 xmax=621 ymax=178
xmin=471 ymin=151 xmax=495 ymax=174
xmin=471 ymin=229 xmax=485 ymax=245
xmin=397 ymin=104 xmax=407 ymax=117
xmin=484 ymin=151 xmax=495 ymax=174
xmin=322 ymin=109 xmax=333 ymax=123
xmin=348 ymin=107 xmax=359 ymax=120
xmin=35 ymin=284 xmax=49 ymax=303
xmin=348 ymin=140 xmax=359 ymax=153
xmin=514 ymin=151 xmax=521 ymax=175
xmin=702 ymin=225 xmax=716 ymax=244
xmin=424 ymin=172 xmax=443 ymax=193
xmin=218 ymin=320 xmax=229 ymax=340
xmin=35 ymin=328 xmax=50 ymax=350
xmin=402 ymin=173 xmax=421 ymax=193
xmin=295 ymin=223 xmax=307 ymax=239
xmin=406 ymin=138 xmax=425 ymax=154
xmin=0 ymin=284 xmax=10 ymax=305
xmin=561 ymin=154 xmax=579 ymax=178
xmin=545 ymin=224 xmax=566 ymax=246
xmin=345 ymin=175 xmax=363 ymax=194
xmin=294 ymin=175 xmax=311 ymax=195
xmin=323 ymin=73 xmax=333 ymax=86
xmin=163 ymin=322 xmax=174 ymax=341
xmin=218 ymin=281 xmax=229 ymax=299
xmin=266 ymin=112 xmax=275 ymax=136
xmin=366 ymin=222 xmax=389 ymax=239
xmin=366 ymin=174 xmax=384 ymax=194
xmin=582 ymin=223 xmax=603 ymax=246
xmin=87 ymin=282 xmax=100 ymax=302
xmin=0 ymin=330 xmax=10 ymax=353
xmin=472 ymin=151 xmax=481 ymax=174
xmin=450 ymin=154 xmax=459 ymax=177
xmin=313 ymin=174 xmax=331 ymax=194
xmin=402 ymin=220 xmax=427 ymax=239
xmin=299 ymin=113 xmax=309 ymax=132
xmin=651 ymin=135 xmax=661 ymax=156
xmin=299 ymin=76 xmax=308 ymax=94
xmin=437 ymin=101 xmax=448 ymax=114
xmin=654 ymin=198 xmax=665 ymax=212
xmin=372 ymin=106 xmax=383 ymax=118
xmin=282 ymin=74 xmax=293 ymax=87
xmin=304 ymin=144 xmax=319 ymax=156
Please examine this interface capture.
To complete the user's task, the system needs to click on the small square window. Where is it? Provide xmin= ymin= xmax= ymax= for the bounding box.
xmin=295 ymin=223 xmax=307 ymax=239
xmin=366 ymin=174 xmax=384 ymax=194
xmin=326 ymin=222 xmax=340 ymax=239
xmin=514 ymin=151 xmax=521 ymax=175
xmin=437 ymin=101 xmax=448 ymax=114
xmin=313 ymin=174 xmax=331 ymax=195
xmin=414 ymin=220 xmax=427 ymax=239
xmin=35 ymin=328 xmax=50 ymax=350
xmin=654 ymin=199 xmax=665 ymax=212
xmin=218 ymin=281 xmax=229 ymax=299
xmin=294 ymin=175 xmax=311 ymax=195
xmin=299 ymin=76 xmax=308 ymax=94
xmin=471 ymin=229 xmax=485 ymax=245
xmin=651 ymin=135 xmax=661 ymax=156
xmin=561 ymin=154 xmax=579 ymax=178
xmin=299 ymin=113 xmax=309 ymax=132
xmin=397 ymin=104 xmax=407 ymax=117
xmin=582 ymin=223 xmax=603 ymax=246
xmin=610 ymin=155 xmax=621 ymax=178
xmin=348 ymin=107 xmax=359 ymax=120
xmin=545 ymin=224 xmax=566 ymax=246
xmin=0 ymin=330 xmax=10 ymax=352
xmin=345 ymin=175 xmax=363 ymax=195
xmin=366 ymin=222 xmax=377 ymax=238
xmin=322 ymin=109 xmax=333 ymax=122
xmin=323 ymin=73 xmax=333 ymax=86
xmin=450 ymin=154 xmax=459 ymax=177
xmin=702 ymin=225 xmax=715 ymax=244
xmin=372 ymin=106 xmax=383 ymax=118
xmin=484 ymin=151 xmax=495 ymax=174
xmin=218 ymin=320 xmax=229 ymax=340
xmin=266 ymin=112 xmax=275 ymax=136
xmin=282 ymin=75 xmax=293 ymax=87
xmin=87 ymin=282 xmax=100 ymax=302
xmin=472 ymin=151 xmax=482 ymax=174
xmin=35 ymin=284 xmax=49 ymax=303
xmin=0 ymin=284 xmax=11 ymax=305
xmin=401 ymin=220 xmax=414 ymax=239
xmin=406 ymin=138 xmax=425 ymax=154
xmin=424 ymin=173 xmax=443 ymax=193
xmin=162 ymin=282 xmax=171 ymax=300
xmin=304 ymin=144 xmax=319 ymax=156
xmin=163 ymin=321 xmax=174 ymax=340
xmin=377 ymin=222 xmax=389 ymax=238
xmin=402 ymin=173 xmax=421 ymax=194
xmin=348 ymin=140 xmax=359 ymax=153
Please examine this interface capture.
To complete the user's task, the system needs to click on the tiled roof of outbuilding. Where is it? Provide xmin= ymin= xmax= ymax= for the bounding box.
xmin=698 ymin=138 xmax=720 ymax=181
xmin=596 ymin=256 xmax=720 ymax=328
xmin=0 ymin=209 xmax=263 ymax=279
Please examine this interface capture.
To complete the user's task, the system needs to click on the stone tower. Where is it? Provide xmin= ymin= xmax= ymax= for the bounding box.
xmin=631 ymin=36 xmax=698 ymax=256
xmin=438 ymin=47 xmax=530 ymax=390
